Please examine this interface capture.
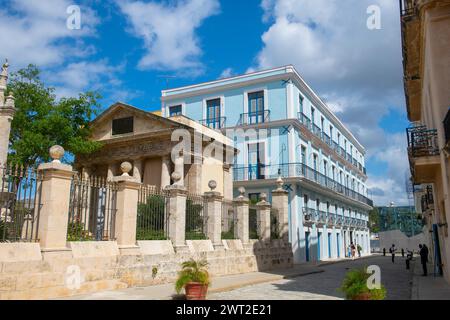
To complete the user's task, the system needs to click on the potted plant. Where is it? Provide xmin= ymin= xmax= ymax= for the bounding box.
xmin=175 ymin=259 xmax=210 ymax=300
xmin=340 ymin=268 xmax=386 ymax=300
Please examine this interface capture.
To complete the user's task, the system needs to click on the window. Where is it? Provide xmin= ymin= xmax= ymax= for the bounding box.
xmin=112 ymin=117 xmax=134 ymax=136
xmin=299 ymin=94 xmax=304 ymax=113
xmin=321 ymin=117 xmax=325 ymax=132
xmin=206 ymin=98 xmax=221 ymax=128
xmin=301 ymin=146 xmax=307 ymax=164
xmin=304 ymin=195 xmax=309 ymax=208
xmin=248 ymin=91 xmax=265 ymax=124
xmin=332 ymin=166 xmax=336 ymax=180
xmin=316 ymin=199 xmax=320 ymax=210
xmin=323 ymin=160 xmax=328 ymax=177
xmin=311 ymin=108 xmax=315 ymax=124
xmin=248 ymin=143 xmax=265 ymax=180
xmin=337 ymin=132 xmax=341 ymax=145
xmin=169 ymin=105 xmax=182 ymax=117
xmin=249 ymin=193 xmax=261 ymax=204
xmin=330 ymin=126 xmax=334 ymax=140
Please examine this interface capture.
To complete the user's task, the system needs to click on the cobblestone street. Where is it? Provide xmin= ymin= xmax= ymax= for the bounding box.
xmin=208 ymin=255 xmax=414 ymax=300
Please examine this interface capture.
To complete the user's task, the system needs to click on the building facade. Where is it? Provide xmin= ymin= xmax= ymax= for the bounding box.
xmin=401 ymin=0 xmax=450 ymax=281
xmin=161 ymin=65 xmax=372 ymax=263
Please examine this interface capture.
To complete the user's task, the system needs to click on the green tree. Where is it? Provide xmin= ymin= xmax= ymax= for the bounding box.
xmin=6 ymin=64 xmax=102 ymax=166
xmin=369 ymin=207 xmax=380 ymax=233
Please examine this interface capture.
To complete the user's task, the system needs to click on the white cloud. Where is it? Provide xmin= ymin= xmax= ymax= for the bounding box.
xmin=254 ymin=0 xmax=407 ymax=206
xmin=118 ymin=0 xmax=220 ymax=75
xmin=0 ymin=0 xmax=98 ymax=68
xmin=219 ymin=68 xmax=234 ymax=79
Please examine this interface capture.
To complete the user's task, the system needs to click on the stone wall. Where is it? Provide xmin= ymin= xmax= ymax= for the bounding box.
xmin=0 ymin=239 xmax=293 ymax=300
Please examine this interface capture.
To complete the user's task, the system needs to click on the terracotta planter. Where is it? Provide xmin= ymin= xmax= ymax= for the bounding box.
xmin=185 ymin=282 xmax=208 ymax=300
xmin=352 ymin=292 xmax=372 ymax=300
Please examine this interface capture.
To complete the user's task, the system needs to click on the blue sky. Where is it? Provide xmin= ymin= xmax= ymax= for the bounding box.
xmin=0 ymin=0 xmax=411 ymax=206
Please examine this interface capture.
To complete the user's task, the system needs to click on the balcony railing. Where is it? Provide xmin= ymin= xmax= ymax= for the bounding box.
xmin=234 ymin=163 xmax=373 ymax=206
xmin=297 ymin=113 xmax=367 ymax=176
xmin=400 ymin=0 xmax=417 ymax=17
xmin=200 ymin=117 xmax=227 ymax=129
xmin=407 ymin=126 xmax=440 ymax=157
xmin=444 ymin=108 xmax=450 ymax=146
xmin=238 ymin=110 xmax=270 ymax=126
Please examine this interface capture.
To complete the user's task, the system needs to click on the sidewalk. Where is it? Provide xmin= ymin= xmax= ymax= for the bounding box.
xmin=61 ymin=264 xmax=324 ymax=300
xmin=411 ymin=260 xmax=450 ymax=300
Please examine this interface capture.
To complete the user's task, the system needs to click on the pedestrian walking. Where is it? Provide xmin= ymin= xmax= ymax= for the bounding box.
xmin=401 ymin=248 xmax=405 ymax=257
xmin=383 ymin=248 xmax=386 ymax=256
xmin=351 ymin=243 xmax=356 ymax=260
xmin=419 ymin=244 xmax=429 ymax=276
xmin=406 ymin=249 xmax=413 ymax=270
xmin=389 ymin=244 xmax=396 ymax=263
xmin=357 ymin=244 xmax=362 ymax=258
xmin=347 ymin=245 xmax=351 ymax=258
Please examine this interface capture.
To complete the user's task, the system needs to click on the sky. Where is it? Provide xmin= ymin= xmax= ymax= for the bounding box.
xmin=0 ymin=0 xmax=412 ymax=206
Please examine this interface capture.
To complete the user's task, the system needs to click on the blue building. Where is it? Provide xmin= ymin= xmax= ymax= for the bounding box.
xmin=161 ymin=65 xmax=372 ymax=263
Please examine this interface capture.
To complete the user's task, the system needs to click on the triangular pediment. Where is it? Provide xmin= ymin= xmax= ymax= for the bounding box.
xmin=90 ymin=102 xmax=187 ymax=142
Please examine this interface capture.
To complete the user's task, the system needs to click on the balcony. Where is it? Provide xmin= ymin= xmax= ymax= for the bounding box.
xmin=407 ymin=126 xmax=440 ymax=183
xmin=200 ymin=117 xmax=226 ymax=129
xmin=444 ymin=108 xmax=450 ymax=151
xmin=327 ymin=213 xmax=335 ymax=226
xmin=233 ymin=163 xmax=373 ymax=207
xmin=303 ymin=208 xmax=318 ymax=224
xmin=400 ymin=0 xmax=417 ymax=17
xmin=297 ymin=113 xmax=367 ymax=177
xmin=238 ymin=110 xmax=270 ymax=126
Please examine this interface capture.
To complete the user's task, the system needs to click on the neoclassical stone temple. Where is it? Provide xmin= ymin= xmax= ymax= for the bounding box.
xmin=75 ymin=102 xmax=236 ymax=199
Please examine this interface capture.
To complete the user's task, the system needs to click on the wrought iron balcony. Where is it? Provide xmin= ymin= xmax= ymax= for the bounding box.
xmin=327 ymin=214 xmax=335 ymax=226
xmin=400 ymin=0 xmax=417 ymax=17
xmin=322 ymin=133 xmax=332 ymax=146
xmin=298 ymin=112 xmax=312 ymax=130
xmin=444 ymin=108 xmax=450 ymax=147
xmin=238 ymin=110 xmax=270 ymax=126
xmin=200 ymin=117 xmax=226 ymax=129
xmin=303 ymin=208 xmax=318 ymax=223
xmin=312 ymin=124 xmax=322 ymax=137
xmin=406 ymin=126 xmax=440 ymax=157
xmin=233 ymin=163 xmax=373 ymax=206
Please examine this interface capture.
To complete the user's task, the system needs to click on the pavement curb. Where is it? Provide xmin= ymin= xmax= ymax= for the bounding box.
xmin=315 ymin=254 xmax=375 ymax=267
xmin=208 ymin=270 xmax=325 ymax=294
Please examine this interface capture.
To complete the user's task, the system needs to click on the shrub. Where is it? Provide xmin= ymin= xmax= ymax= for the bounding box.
xmin=175 ymin=259 xmax=210 ymax=294
xmin=340 ymin=268 xmax=386 ymax=300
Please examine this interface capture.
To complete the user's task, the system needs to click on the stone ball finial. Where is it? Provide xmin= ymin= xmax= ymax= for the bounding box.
xmin=276 ymin=175 xmax=284 ymax=191
xmin=49 ymin=145 xmax=64 ymax=163
xmin=208 ymin=180 xmax=217 ymax=191
xmin=120 ymin=162 xmax=132 ymax=176
xmin=260 ymin=192 xmax=267 ymax=202
xmin=238 ymin=186 xmax=246 ymax=197
xmin=171 ymin=171 xmax=181 ymax=183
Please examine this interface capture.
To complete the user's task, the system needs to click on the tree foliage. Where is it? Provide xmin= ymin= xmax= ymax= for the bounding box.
xmin=6 ymin=64 xmax=102 ymax=166
xmin=369 ymin=207 xmax=380 ymax=233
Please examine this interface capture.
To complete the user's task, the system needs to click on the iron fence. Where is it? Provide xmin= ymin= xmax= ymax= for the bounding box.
xmin=137 ymin=185 xmax=170 ymax=240
xmin=0 ymin=164 xmax=42 ymax=242
xmin=185 ymin=193 xmax=207 ymax=240
xmin=221 ymin=200 xmax=238 ymax=239
xmin=67 ymin=175 xmax=118 ymax=241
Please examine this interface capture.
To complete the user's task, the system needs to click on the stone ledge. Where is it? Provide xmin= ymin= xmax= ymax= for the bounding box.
xmin=69 ymin=241 xmax=120 ymax=259
xmin=0 ymin=243 xmax=42 ymax=263
xmin=138 ymin=240 xmax=175 ymax=255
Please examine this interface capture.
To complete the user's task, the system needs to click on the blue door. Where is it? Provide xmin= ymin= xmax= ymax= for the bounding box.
xmin=317 ymin=232 xmax=322 ymax=261
xmin=328 ymin=233 xmax=332 ymax=258
xmin=337 ymin=233 xmax=341 ymax=257
xmin=305 ymin=231 xmax=310 ymax=262
xmin=206 ymin=98 xmax=221 ymax=129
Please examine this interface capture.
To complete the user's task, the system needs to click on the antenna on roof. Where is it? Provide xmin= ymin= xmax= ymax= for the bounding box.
xmin=158 ymin=75 xmax=177 ymax=89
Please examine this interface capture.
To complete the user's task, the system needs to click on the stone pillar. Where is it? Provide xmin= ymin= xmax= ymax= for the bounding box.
xmin=204 ymin=180 xmax=223 ymax=249
xmin=133 ymin=158 xmax=143 ymax=183
xmin=37 ymin=146 xmax=73 ymax=250
xmin=256 ymin=193 xmax=272 ymax=242
xmin=161 ymin=155 xmax=171 ymax=189
xmin=223 ymin=164 xmax=233 ymax=200
xmin=173 ymin=155 xmax=184 ymax=186
xmin=107 ymin=163 xmax=117 ymax=181
xmin=166 ymin=173 xmax=188 ymax=251
xmin=234 ymin=187 xmax=249 ymax=244
xmin=113 ymin=162 xmax=141 ymax=253
xmin=271 ymin=176 xmax=289 ymax=242
xmin=0 ymin=61 xmax=15 ymax=168
xmin=188 ymin=154 xmax=203 ymax=194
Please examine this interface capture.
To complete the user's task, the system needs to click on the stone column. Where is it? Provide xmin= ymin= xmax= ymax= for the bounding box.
xmin=234 ymin=187 xmax=249 ymax=244
xmin=188 ymin=154 xmax=203 ymax=194
xmin=271 ymin=176 xmax=289 ymax=242
xmin=0 ymin=61 xmax=15 ymax=168
xmin=173 ymin=155 xmax=184 ymax=186
xmin=223 ymin=164 xmax=233 ymax=200
xmin=161 ymin=155 xmax=171 ymax=189
xmin=37 ymin=146 xmax=73 ymax=250
xmin=107 ymin=163 xmax=117 ymax=181
xmin=204 ymin=180 xmax=223 ymax=249
xmin=133 ymin=158 xmax=143 ymax=183
xmin=256 ymin=193 xmax=272 ymax=242
xmin=113 ymin=162 xmax=141 ymax=254
xmin=166 ymin=173 xmax=188 ymax=251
